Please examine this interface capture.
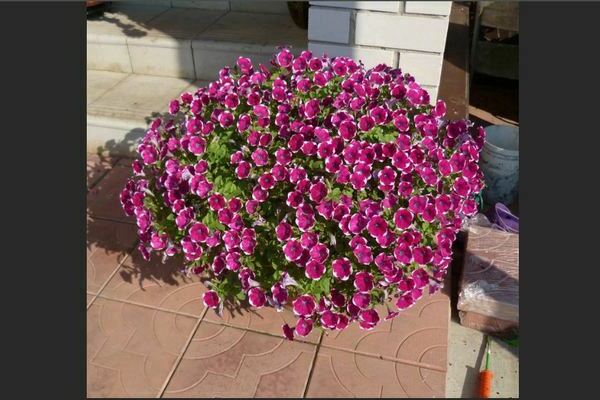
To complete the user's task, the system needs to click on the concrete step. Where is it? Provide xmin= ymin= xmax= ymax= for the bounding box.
xmin=87 ymin=4 xmax=307 ymax=80
xmin=87 ymin=70 xmax=207 ymax=155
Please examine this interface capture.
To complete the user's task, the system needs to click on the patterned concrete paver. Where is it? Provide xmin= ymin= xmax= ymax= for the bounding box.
xmin=163 ymin=323 xmax=317 ymax=398
xmin=87 ymin=159 xmax=135 ymax=222
xmin=203 ymin=302 xmax=321 ymax=345
xmin=86 ymin=153 xmax=119 ymax=189
xmin=87 ymin=216 xmax=138 ymax=294
xmin=99 ymin=251 xmax=206 ymax=317
xmin=87 ymin=297 xmax=198 ymax=398
xmin=320 ymin=289 xmax=450 ymax=369
xmin=305 ymin=346 xmax=445 ymax=398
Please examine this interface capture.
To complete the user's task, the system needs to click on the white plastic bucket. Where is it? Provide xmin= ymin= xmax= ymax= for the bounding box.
xmin=480 ymin=125 xmax=519 ymax=205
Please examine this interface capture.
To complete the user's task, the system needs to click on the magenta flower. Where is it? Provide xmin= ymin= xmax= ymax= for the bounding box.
xmin=248 ymin=287 xmax=267 ymax=308
xmin=394 ymin=208 xmax=413 ymax=230
xmin=453 ymin=176 xmax=471 ymax=197
xmin=393 ymin=115 xmax=410 ymax=132
xmin=208 ymin=193 xmax=226 ymax=211
xmin=295 ymin=317 xmax=313 ymax=336
xmin=203 ymin=290 xmax=220 ymax=309
xmin=367 ymin=216 xmax=388 ymax=238
xmin=353 ymin=244 xmax=373 ymax=265
xmin=348 ymin=213 xmax=367 ymax=234
xmin=168 ymin=100 xmax=180 ymax=114
xmin=396 ymin=294 xmax=415 ymax=310
xmin=358 ymin=308 xmax=380 ymax=330
xmin=354 ymin=271 xmax=374 ymax=292
xmin=286 ymin=190 xmax=303 ymax=208
xmin=352 ymin=292 xmax=371 ymax=309
xmin=358 ymin=115 xmax=375 ymax=131
xmin=305 ymin=260 xmax=325 ymax=280
xmin=304 ymin=99 xmax=321 ymax=118
xmin=378 ymin=166 xmax=397 ymax=186
xmin=283 ymin=239 xmax=303 ymax=261
xmin=252 ymin=186 xmax=268 ymax=202
xmin=309 ymin=181 xmax=327 ymax=203
xmin=150 ymin=232 xmax=168 ymax=250
xmin=293 ymin=294 xmax=316 ymax=317
xmin=235 ymin=161 xmax=251 ymax=179
xmin=189 ymin=222 xmax=209 ymax=243
xmin=237 ymin=56 xmax=253 ymax=74
xmin=275 ymin=222 xmax=292 ymax=241
xmin=339 ymin=120 xmax=357 ymax=141
xmin=251 ymin=148 xmax=269 ymax=167
xmin=330 ymin=289 xmax=346 ymax=308
xmin=408 ymin=196 xmax=427 ymax=214
xmin=271 ymin=283 xmax=288 ymax=305
xmin=435 ymin=194 xmax=452 ymax=214
xmin=282 ymin=323 xmax=294 ymax=340
xmin=413 ymin=246 xmax=433 ymax=265
xmin=300 ymin=231 xmax=319 ymax=249
xmin=309 ymin=243 xmax=330 ymax=264
xmin=320 ymin=310 xmax=340 ymax=329
xmin=258 ymin=173 xmax=275 ymax=190
xmin=276 ymin=48 xmax=293 ymax=67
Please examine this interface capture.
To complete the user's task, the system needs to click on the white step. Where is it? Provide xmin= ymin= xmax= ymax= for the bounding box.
xmin=87 ymin=71 xmax=207 ymax=155
xmin=87 ymin=4 xmax=307 ymax=80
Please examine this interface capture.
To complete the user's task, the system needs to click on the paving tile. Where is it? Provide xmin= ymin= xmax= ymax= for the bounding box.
xmin=196 ymin=12 xmax=306 ymax=48
xmin=305 ymin=346 xmax=445 ymax=398
xmin=87 ymin=39 xmax=133 ymax=74
xmin=87 ymin=162 xmax=135 ymax=222
xmin=163 ymin=323 xmax=316 ymax=397
xmin=127 ymin=35 xmax=197 ymax=79
xmin=86 ymin=153 xmax=120 ymax=189
xmin=87 ymin=74 xmax=192 ymax=123
xmin=87 ymin=70 xmax=128 ymax=105
xmin=87 ymin=217 xmax=138 ymax=293
xmin=87 ymin=298 xmax=197 ymax=398
xmin=87 ymin=294 xmax=96 ymax=308
xmin=100 ymin=250 xmax=206 ymax=317
xmin=203 ymin=301 xmax=321 ymax=344
xmin=142 ymin=8 xmax=226 ymax=39
xmin=88 ymin=6 xmax=169 ymax=35
xmin=229 ymin=0 xmax=290 ymax=14
xmin=321 ymin=289 xmax=450 ymax=369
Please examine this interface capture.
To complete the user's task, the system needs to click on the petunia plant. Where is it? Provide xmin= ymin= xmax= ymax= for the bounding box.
xmin=120 ymin=48 xmax=485 ymax=339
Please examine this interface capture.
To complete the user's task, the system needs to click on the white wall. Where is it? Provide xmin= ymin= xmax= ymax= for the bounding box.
xmin=308 ymin=1 xmax=452 ymax=102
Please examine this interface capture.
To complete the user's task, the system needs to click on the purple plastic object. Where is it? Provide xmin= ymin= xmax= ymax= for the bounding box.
xmin=490 ymin=203 xmax=519 ymax=233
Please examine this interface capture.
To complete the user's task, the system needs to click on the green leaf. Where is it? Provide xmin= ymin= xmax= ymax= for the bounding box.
xmin=201 ymin=211 xmax=225 ymax=231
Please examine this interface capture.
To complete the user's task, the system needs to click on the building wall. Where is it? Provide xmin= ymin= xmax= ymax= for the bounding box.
xmin=308 ymin=1 xmax=452 ymax=102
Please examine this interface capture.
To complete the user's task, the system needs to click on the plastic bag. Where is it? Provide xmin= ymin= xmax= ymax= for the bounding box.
xmin=457 ymin=213 xmax=519 ymax=323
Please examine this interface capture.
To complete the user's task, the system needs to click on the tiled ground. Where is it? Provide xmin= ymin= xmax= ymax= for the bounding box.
xmin=86 ymin=154 xmax=451 ymax=398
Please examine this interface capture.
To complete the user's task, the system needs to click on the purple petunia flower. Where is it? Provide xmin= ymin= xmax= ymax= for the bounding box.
xmin=248 ymin=287 xmax=266 ymax=308
xmin=283 ymin=240 xmax=303 ymax=261
xmin=305 ymin=260 xmax=325 ymax=280
xmin=293 ymin=295 xmax=316 ymax=317
xmin=203 ymin=290 xmax=220 ymax=309
xmin=353 ymin=244 xmax=373 ymax=265
xmin=367 ymin=216 xmax=388 ymax=238
xmin=354 ymin=271 xmax=374 ymax=292
xmin=295 ymin=317 xmax=313 ymax=336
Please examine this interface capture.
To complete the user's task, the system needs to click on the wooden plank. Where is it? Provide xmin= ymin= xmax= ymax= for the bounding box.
xmin=438 ymin=2 xmax=470 ymax=119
